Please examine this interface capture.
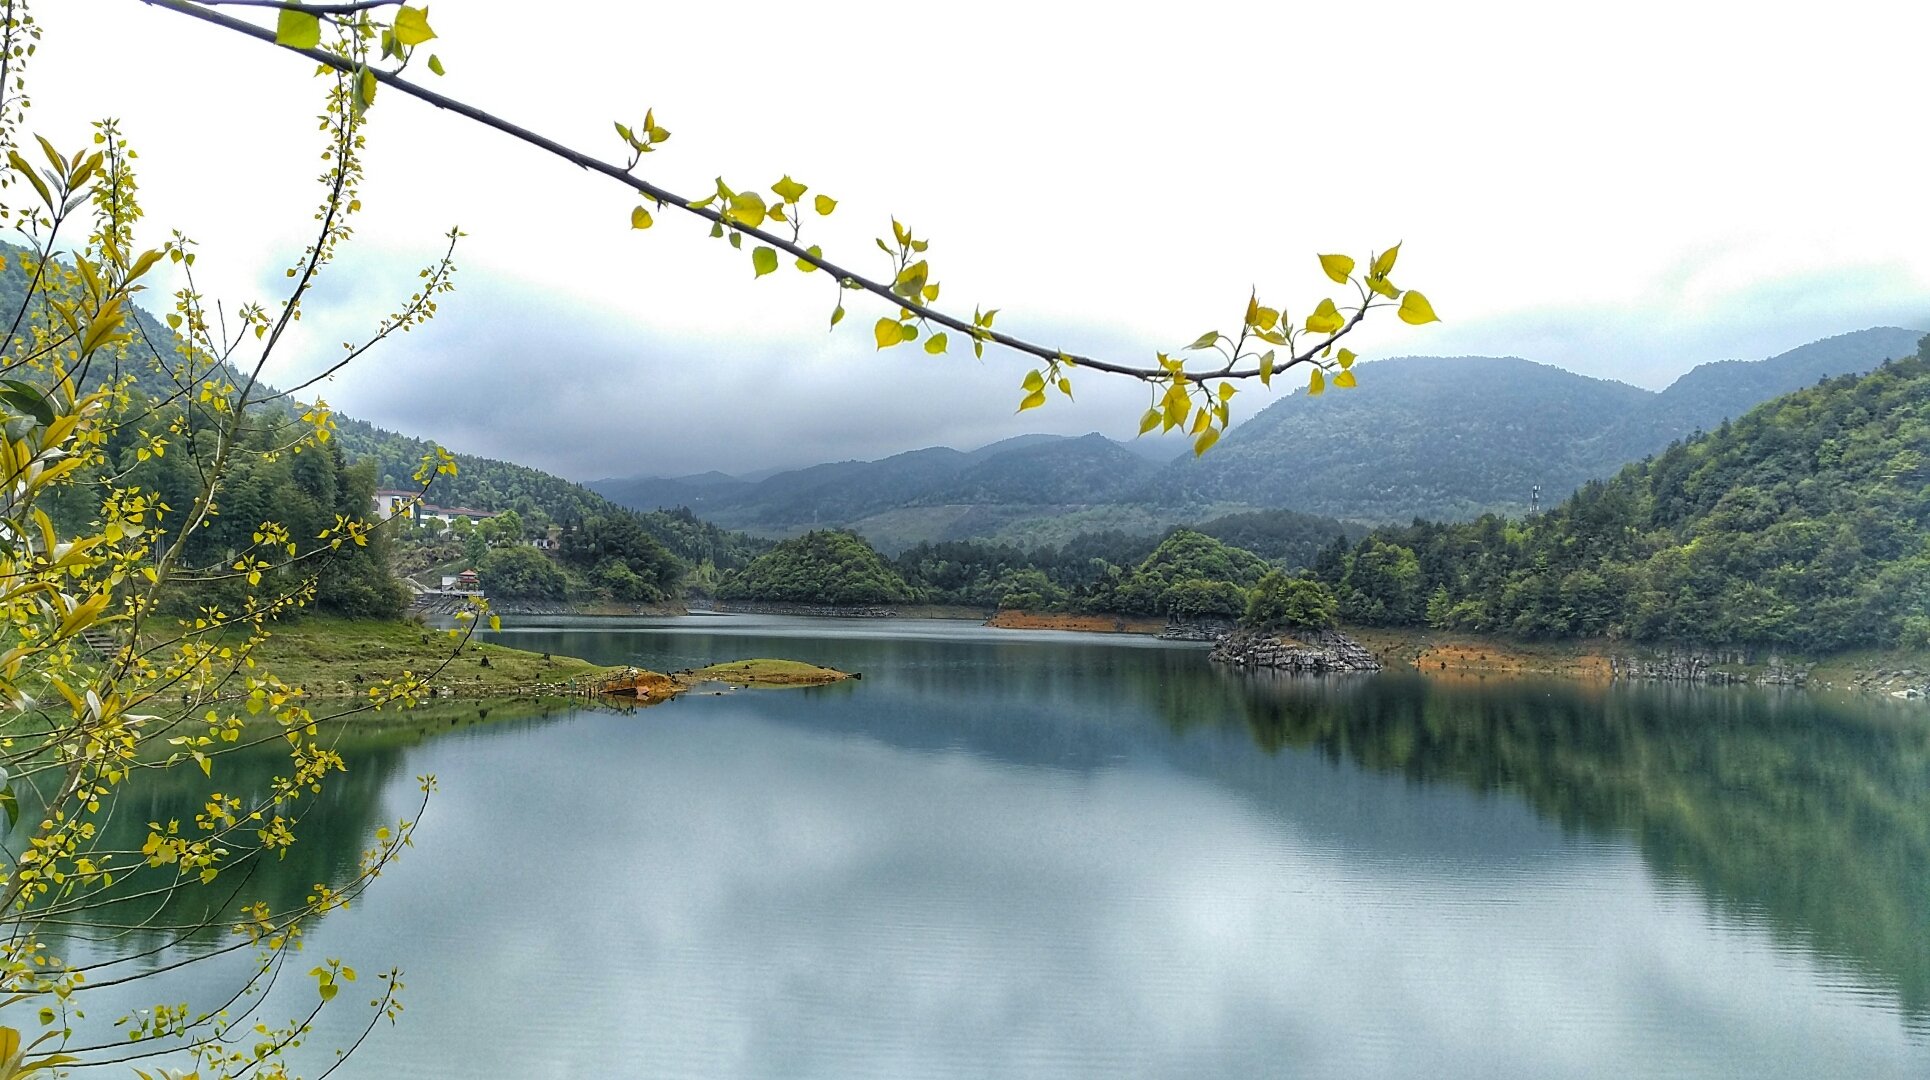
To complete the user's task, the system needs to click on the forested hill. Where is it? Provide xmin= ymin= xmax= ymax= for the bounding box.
xmin=1316 ymin=336 xmax=1930 ymax=651
xmin=1149 ymin=326 xmax=1925 ymax=522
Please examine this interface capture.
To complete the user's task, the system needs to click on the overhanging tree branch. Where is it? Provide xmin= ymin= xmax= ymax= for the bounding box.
xmin=137 ymin=0 xmax=1422 ymax=397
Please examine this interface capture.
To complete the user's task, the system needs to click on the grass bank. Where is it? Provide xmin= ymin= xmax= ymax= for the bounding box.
xmin=228 ymin=615 xmax=621 ymax=698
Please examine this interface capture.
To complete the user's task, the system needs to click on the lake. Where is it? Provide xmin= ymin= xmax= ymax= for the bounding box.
xmin=39 ymin=615 xmax=1930 ymax=1077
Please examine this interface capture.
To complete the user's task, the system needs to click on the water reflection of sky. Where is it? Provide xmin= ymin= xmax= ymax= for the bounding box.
xmin=313 ymin=702 xmax=1924 ymax=1079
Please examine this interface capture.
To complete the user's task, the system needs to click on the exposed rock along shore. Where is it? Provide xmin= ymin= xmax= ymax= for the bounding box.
xmin=1209 ymin=628 xmax=1383 ymax=673
xmin=1607 ymin=650 xmax=1809 ymax=687
xmin=709 ymin=600 xmax=899 ymax=618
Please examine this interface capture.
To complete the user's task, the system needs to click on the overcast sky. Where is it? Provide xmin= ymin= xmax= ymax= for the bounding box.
xmin=31 ymin=1 xmax=1930 ymax=479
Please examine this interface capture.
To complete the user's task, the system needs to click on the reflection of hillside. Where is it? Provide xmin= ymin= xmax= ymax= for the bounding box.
xmin=1174 ymin=670 xmax=1930 ymax=1017
xmin=22 ymin=699 xmax=576 ymax=954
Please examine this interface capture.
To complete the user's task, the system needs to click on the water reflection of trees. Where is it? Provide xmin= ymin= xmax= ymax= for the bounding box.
xmin=27 ymin=700 xmax=576 ymax=958
xmin=1164 ymin=669 xmax=1930 ymax=1017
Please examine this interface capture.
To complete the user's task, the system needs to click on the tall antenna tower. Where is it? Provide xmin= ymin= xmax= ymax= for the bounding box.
xmin=1529 ymin=485 xmax=1541 ymax=517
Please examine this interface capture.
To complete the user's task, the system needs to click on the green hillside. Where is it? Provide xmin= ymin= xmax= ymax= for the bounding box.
xmin=1319 ymin=337 xmax=1930 ymax=651
xmin=1148 ymin=326 xmax=1923 ymax=522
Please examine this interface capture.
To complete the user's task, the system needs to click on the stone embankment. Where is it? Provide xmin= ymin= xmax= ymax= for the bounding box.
xmin=1157 ymin=618 xmax=1237 ymax=642
xmin=1209 ymin=628 xmax=1382 ymax=673
xmin=1608 ymin=650 xmax=1809 ymax=687
xmin=710 ymin=600 xmax=897 ymax=618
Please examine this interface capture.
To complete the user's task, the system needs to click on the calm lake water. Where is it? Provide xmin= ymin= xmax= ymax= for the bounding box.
xmin=38 ymin=615 xmax=1930 ymax=1077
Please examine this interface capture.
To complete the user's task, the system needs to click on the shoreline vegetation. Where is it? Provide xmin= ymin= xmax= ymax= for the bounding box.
xmin=245 ymin=613 xmax=1930 ymax=710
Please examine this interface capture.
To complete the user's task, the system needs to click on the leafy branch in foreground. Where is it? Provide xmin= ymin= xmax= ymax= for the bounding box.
xmin=145 ymin=0 xmax=1443 ymax=455
xmin=0 ymin=1 xmax=494 ymax=1074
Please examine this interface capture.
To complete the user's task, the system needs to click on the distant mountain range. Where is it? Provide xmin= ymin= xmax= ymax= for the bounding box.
xmin=590 ymin=326 xmax=1926 ymax=547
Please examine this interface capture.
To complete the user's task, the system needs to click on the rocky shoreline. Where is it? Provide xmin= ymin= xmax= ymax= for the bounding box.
xmin=708 ymin=600 xmax=899 ymax=618
xmin=1209 ymin=628 xmax=1383 ymax=674
xmin=1607 ymin=650 xmax=1810 ymax=687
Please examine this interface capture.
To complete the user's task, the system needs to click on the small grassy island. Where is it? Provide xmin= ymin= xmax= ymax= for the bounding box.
xmin=194 ymin=617 xmax=852 ymax=708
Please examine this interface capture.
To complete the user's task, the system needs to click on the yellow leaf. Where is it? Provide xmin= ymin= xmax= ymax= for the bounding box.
xmin=1305 ymin=298 xmax=1344 ymax=335
xmin=726 ymin=191 xmax=767 ymax=229
xmin=1337 ymin=348 xmax=1356 ymax=369
xmin=1397 ymin=290 xmax=1439 ymax=325
xmin=275 ymin=8 xmax=321 ymax=48
xmin=1193 ymin=427 xmax=1220 ymax=456
xmin=1334 ymin=369 xmax=1358 ymax=388
xmin=815 ymin=194 xmax=837 ymax=215
xmin=1138 ymin=408 xmax=1161 ymax=435
xmin=1187 ymin=330 xmax=1219 ymax=350
xmin=1319 ymin=254 xmax=1355 ymax=284
xmin=874 ymin=318 xmax=901 ymax=349
xmin=1022 ymin=370 xmax=1046 ymax=393
xmin=1018 ymin=390 xmax=1047 ymax=411
xmin=772 ymin=175 xmax=807 ymax=203
xmin=796 ymin=244 xmax=822 ymax=272
xmin=1308 ymin=369 xmax=1326 ymax=396
xmin=394 ymin=6 xmax=437 ymax=46
xmin=925 ymin=332 xmax=949 ymax=354
xmin=1366 ymin=275 xmax=1399 ymax=299
xmin=830 ymin=305 xmax=845 ymax=328
xmin=1218 ymin=382 xmax=1237 ymax=401
xmin=1260 ymin=350 xmax=1274 ymax=386
xmin=428 ymin=54 xmax=446 ymax=76
xmin=892 ymin=260 xmax=929 ymax=300
xmin=1373 ymin=243 xmax=1401 ymax=277
xmin=630 ymin=206 xmax=653 ymax=230
xmin=751 ymin=246 xmax=778 ymax=277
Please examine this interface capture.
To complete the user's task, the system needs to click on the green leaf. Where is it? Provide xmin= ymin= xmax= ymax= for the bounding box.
xmin=815 ymin=194 xmax=837 ymax=215
xmin=899 ymin=322 xmax=919 ymax=343
xmin=1319 ymin=253 xmax=1355 ymax=284
xmin=0 ymin=380 xmax=56 ymax=426
xmin=751 ymin=246 xmax=778 ymax=278
xmin=1187 ymin=330 xmax=1219 ymax=350
xmin=924 ymin=332 xmax=948 ymax=355
xmin=0 ymin=783 xmax=16 ymax=830
xmin=630 ymin=205 xmax=653 ymax=230
xmin=427 ymin=54 xmax=446 ymax=76
xmin=1397 ymin=290 xmax=1439 ymax=325
xmin=796 ymin=244 xmax=822 ymax=272
xmin=394 ymin=6 xmax=437 ymax=46
xmin=874 ymin=318 xmax=901 ymax=349
xmin=275 ymin=7 xmax=322 ymax=49
xmin=830 ymin=304 xmax=845 ymax=328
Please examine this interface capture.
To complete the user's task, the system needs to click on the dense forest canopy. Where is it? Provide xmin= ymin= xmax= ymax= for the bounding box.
xmin=1316 ymin=339 xmax=1930 ymax=651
